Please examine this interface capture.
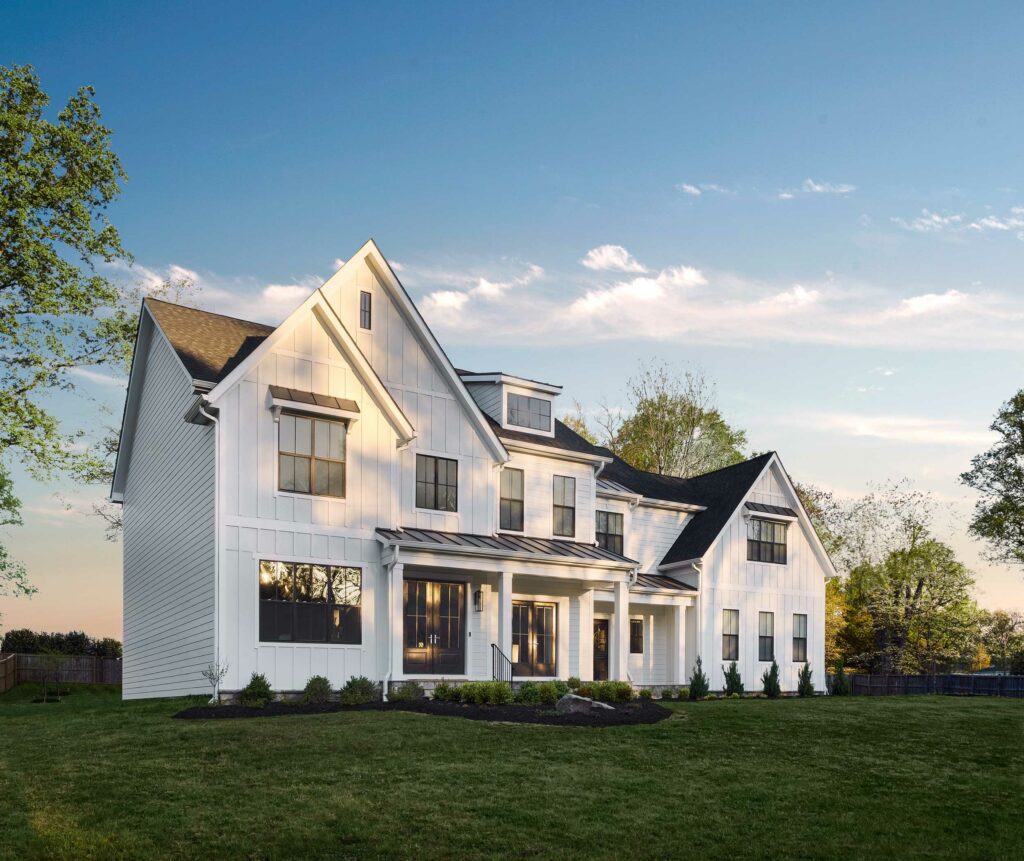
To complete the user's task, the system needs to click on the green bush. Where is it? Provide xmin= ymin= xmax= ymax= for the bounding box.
xmin=387 ymin=680 xmax=424 ymax=702
xmin=590 ymin=680 xmax=634 ymax=703
xmin=830 ymin=662 xmax=850 ymax=696
xmin=459 ymin=681 xmax=513 ymax=705
xmin=303 ymin=675 xmax=332 ymax=704
xmin=660 ymin=687 xmax=675 ymax=700
xmin=576 ymin=682 xmax=594 ymax=698
xmin=761 ymin=660 xmax=781 ymax=698
xmin=513 ymin=681 xmax=540 ymax=704
xmin=639 ymin=688 xmax=653 ymax=700
xmin=797 ymin=662 xmax=815 ymax=697
xmin=536 ymin=681 xmax=561 ymax=705
xmin=566 ymin=676 xmax=581 ymax=691
xmin=722 ymin=661 xmax=744 ymax=695
xmin=552 ymin=680 xmax=570 ymax=698
xmin=431 ymin=681 xmax=461 ymax=703
xmin=688 ymin=656 xmax=710 ymax=700
xmin=240 ymin=672 xmax=273 ymax=707
xmin=678 ymin=686 xmax=690 ymax=699
xmin=339 ymin=676 xmax=379 ymax=705
xmin=727 ymin=692 xmax=741 ymax=699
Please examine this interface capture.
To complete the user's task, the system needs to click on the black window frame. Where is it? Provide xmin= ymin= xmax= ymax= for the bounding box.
xmin=629 ymin=618 xmax=644 ymax=654
xmin=277 ymin=411 xmax=347 ymax=499
xmin=258 ymin=560 xmax=362 ymax=644
xmin=723 ymin=608 xmax=739 ymax=661
xmin=595 ymin=510 xmax=624 ymax=556
xmin=359 ymin=290 xmax=372 ymax=330
xmin=793 ymin=613 xmax=807 ymax=663
xmin=747 ymin=518 xmax=788 ymax=564
xmin=499 ymin=468 xmax=525 ymax=532
xmin=507 ymin=393 xmax=552 ymax=432
xmin=552 ymin=475 xmax=576 ymax=537
xmin=759 ymin=611 xmax=775 ymax=662
xmin=416 ymin=454 xmax=458 ymax=512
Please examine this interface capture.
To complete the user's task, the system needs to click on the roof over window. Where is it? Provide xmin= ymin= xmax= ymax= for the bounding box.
xmin=269 ymin=385 xmax=359 ymax=414
xmin=745 ymin=501 xmax=798 ymax=518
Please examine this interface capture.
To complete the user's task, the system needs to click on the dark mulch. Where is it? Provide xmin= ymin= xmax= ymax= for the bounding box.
xmin=173 ymin=697 xmax=671 ymax=727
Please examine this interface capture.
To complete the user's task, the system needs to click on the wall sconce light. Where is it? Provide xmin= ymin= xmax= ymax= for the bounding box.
xmin=473 ymin=589 xmax=483 ymax=612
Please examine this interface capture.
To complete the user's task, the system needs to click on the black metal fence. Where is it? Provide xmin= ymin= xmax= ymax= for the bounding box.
xmin=827 ymin=672 xmax=1023 ymax=698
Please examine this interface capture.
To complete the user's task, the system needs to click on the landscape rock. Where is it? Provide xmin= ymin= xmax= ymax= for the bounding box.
xmin=556 ymin=693 xmax=615 ymax=714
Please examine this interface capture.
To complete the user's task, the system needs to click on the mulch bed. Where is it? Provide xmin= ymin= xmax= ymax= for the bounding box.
xmin=173 ymin=698 xmax=671 ymax=727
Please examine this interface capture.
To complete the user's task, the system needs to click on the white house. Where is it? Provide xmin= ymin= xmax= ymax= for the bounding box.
xmin=111 ymin=239 xmax=834 ymax=700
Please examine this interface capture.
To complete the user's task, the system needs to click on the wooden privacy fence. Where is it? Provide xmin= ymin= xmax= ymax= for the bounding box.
xmin=0 ymin=653 xmax=122 ymax=689
xmin=829 ymin=673 xmax=1023 ymax=698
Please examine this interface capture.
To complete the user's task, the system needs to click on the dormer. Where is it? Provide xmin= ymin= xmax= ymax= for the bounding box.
xmin=459 ymin=371 xmax=561 ymax=439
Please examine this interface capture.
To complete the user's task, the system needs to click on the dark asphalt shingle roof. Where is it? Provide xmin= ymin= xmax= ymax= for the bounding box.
xmin=486 ymin=414 xmax=615 ymax=458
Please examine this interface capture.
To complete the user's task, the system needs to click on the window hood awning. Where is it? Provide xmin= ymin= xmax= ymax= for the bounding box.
xmin=268 ymin=385 xmax=360 ymax=421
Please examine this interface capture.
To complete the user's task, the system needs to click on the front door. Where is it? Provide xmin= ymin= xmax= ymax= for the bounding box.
xmin=593 ymin=619 xmax=609 ymax=681
xmin=403 ymin=579 xmax=465 ymax=675
xmin=512 ymin=601 xmax=557 ymax=676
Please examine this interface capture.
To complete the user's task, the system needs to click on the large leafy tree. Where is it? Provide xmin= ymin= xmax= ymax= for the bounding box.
xmin=961 ymin=390 xmax=1024 ymax=572
xmin=0 ymin=64 xmax=132 ymax=615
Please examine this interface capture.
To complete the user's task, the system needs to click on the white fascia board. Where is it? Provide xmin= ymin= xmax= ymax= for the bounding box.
xmin=460 ymin=373 xmax=562 ymax=395
xmin=638 ymin=497 xmax=707 ymax=513
xmin=502 ymin=438 xmax=612 ymax=466
xmin=657 ymin=558 xmax=701 ymax=574
xmin=596 ymin=487 xmax=644 ymax=504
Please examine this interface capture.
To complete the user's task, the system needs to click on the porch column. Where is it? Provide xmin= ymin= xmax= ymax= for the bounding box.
xmin=671 ymin=602 xmax=687 ymax=684
xmin=389 ymin=563 xmax=404 ymax=682
xmin=612 ymin=579 xmax=630 ymax=681
xmin=578 ymin=589 xmax=595 ymax=681
xmin=497 ymin=571 xmax=513 ymax=660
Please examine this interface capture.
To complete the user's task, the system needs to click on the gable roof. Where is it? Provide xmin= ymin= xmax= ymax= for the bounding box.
xmin=144 ymin=298 xmax=273 ymax=386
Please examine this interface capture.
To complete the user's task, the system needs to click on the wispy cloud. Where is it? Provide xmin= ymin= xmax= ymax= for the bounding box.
xmin=579 ymin=245 xmax=647 ymax=273
xmin=890 ymin=289 xmax=966 ymax=317
xmin=802 ymin=178 xmax=856 ymax=194
xmin=892 ymin=206 xmax=1024 ymax=240
xmin=891 ymin=209 xmax=964 ymax=233
xmin=420 ymin=262 xmax=544 ymax=320
xmin=67 ymin=367 xmax=127 ymax=388
xmin=790 ymin=412 xmax=995 ymax=447
xmin=676 ymin=182 xmax=731 ymax=196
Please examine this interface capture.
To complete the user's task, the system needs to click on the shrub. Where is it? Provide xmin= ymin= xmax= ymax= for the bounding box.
xmin=1011 ymin=651 xmax=1024 ymax=676
xmin=639 ymin=688 xmax=653 ymax=700
xmin=688 ymin=656 xmax=710 ymax=700
xmin=388 ymin=680 xmax=424 ymax=702
xmin=303 ymin=675 xmax=332 ymax=704
xmin=536 ymin=681 xmax=562 ymax=705
xmin=590 ymin=680 xmax=633 ymax=703
xmin=552 ymin=680 xmax=570 ymax=698
xmin=722 ymin=661 xmax=744 ymax=695
xmin=830 ymin=662 xmax=850 ymax=696
xmin=678 ymin=686 xmax=690 ymax=700
xmin=797 ymin=662 xmax=815 ymax=697
xmin=459 ymin=681 xmax=513 ymax=705
xmin=240 ymin=672 xmax=273 ymax=707
xmin=566 ymin=676 xmax=581 ymax=691
xmin=514 ymin=681 xmax=540 ymax=704
xmin=339 ymin=675 xmax=379 ymax=705
xmin=761 ymin=660 xmax=781 ymax=698
xmin=432 ymin=681 xmax=461 ymax=703
xmin=660 ymin=687 xmax=675 ymax=700
xmin=728 ymin=692 xmax=741 ymax=699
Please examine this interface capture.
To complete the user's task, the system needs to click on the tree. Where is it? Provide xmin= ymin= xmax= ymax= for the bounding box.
xmin=722 ymin=661 xmax=744 ymax=695
xmin=981 ymin=610 xmax=1024 ymax=671
xmin=797 ymin=662 xmax=814 ymax=697
xmin=688 ymin=655 xmax=709 ymax=699
xmin=761 ymin=659 xmax=781 ymax=698
xmin=794 ymin=482 xmax=848 ymax=562
xmin=600 ymin=361 xmax=747 ymax=477
xmin=0 ymin=65 xmax=131 ymax=610
xmin=560 ymin=399 xmax=597 ymax=444
xmin=824 ymin=578 xmax=846 ymax=669
xmin=961 ymin=390 xmax=1024 ymax=571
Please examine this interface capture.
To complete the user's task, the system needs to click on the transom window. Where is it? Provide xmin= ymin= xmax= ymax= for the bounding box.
xmin=416 ymin=454 xmax=458 ymax=512
xmin=552 ymin=475 xmax=576 ymax=537
xmin=629 ymin=618 xmax=644 ymax=654
xmin=793 ymin=613 xmax=808 ymax=662
xmin=759 ymin=611 xmax=775 ymax=662
xmin=723 ymin=609 xmax=739 ymax=661
xmin=747 ymin=518 xmax=788 ymax=564
xmin=596 ymin=511 xmax=624 ymax=556
xmin=278 ymin=412 xmax=346 ymax=498
xmin=359 ymin=291 xmax=372 ymax=329
xmin=258 ymin=561 xmax=361 ymax=644
xmin=500 ymin=468 xmax=524 ymax=531
xmin=507 ymin=393 xmax=551 ymax=431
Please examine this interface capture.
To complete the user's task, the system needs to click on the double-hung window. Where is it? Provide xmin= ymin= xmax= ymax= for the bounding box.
xmin=629 ymin=618 xmax=644 ymax=654
xmin=278 ymin=412 xmax=346 ymax=498
xmin=747 ymin=518 xmax=788 ymax=564
xmin=359 ymin=291 xmax=372 ymax=330
xmin=500 ymin=468 xmax=524 ymax=531
xmin=507 ymin=394 xmax=551 ymax=432
xmin=258 ymin=561 xmax=361 ymax=644
xmin=552 ymin=475 xmax=576 ymax=537
xmin=793 ymin=613 xmax=808 ymax=662
xmin=595 ymin=511 xmax=624 ymax=555
xmin=759 ymin=611 xmax=775 ymax=661
xmin=722 ymin=609 xmax=739 ymax=661
xmin=416 ymin=455 xmax=458 ymax=512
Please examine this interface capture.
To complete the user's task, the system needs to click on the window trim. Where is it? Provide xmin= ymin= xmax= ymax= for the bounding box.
xmin=257 ymin=559 xmax=363 ymax=646
xmin=499 ymin=467 xmax=525 ymax=533
xmin=595 ymin=510 xmax=624 ymax=556
xmin=747 ymin=517 xmax=788 ymax=565
xmin=629 ymin=618 xmax=644 ymax=654
xmin=792 ymin=613 xmax=808 ymax=663
xmin=552 ymin=475 xmax=576 ymax=538
xmin=359 ymin=290 xmax=372 ymax=330
xmin=414 ymin=453 xmax=460 ymax=513
xmin=759 ymin=611 xmax=775 ymax=662
xmin=276 ymin=411 xmax=347 ymax=500
xmin=722 ymin=608 xmax=739 ymax=662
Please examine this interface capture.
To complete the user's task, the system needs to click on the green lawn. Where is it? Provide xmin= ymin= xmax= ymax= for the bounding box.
xmin=0 ymin=685 xmax=1021 ymax=860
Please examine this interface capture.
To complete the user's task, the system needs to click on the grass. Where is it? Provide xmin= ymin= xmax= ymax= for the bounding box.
xmin=0 ymin=685 xmax=1021 ymax=860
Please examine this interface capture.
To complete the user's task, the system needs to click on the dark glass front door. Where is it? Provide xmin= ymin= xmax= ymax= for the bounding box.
xmin=512 ymin=601 xmax=557 ymax=676
xmin=593 ymin=619 xmax=609 ymax=681
xmin=403 ymin=579 xmax=465 ymax=675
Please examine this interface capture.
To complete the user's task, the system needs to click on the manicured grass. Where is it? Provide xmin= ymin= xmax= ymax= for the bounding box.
xmin=0 ymin=685 xmax=1020 ymax=860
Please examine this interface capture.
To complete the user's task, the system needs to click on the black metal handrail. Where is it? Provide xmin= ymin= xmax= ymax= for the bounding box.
xmin=491 ymin=643 xmax=513 ymax=684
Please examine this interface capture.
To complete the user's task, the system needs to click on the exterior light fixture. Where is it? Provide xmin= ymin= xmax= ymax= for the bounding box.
xmin=473 ymin=589 xmax=483 ymax=612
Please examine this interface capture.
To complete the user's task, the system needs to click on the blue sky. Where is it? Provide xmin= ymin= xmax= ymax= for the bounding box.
xmin=2 ymin=2 xmax=1022 ymax=636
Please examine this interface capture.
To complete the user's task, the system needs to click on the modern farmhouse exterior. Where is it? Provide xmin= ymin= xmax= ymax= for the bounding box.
xmin=111 ymin=240 xmax=834 ymax=700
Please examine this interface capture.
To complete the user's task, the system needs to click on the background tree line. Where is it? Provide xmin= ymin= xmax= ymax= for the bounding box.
xmin=0 ymin=627 xmax=122 ymax=658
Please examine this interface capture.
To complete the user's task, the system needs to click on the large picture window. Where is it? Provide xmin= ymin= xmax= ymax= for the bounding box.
xmin=759 ymin=611 xmax=775 ymax=661
xmin=595 ymin=511 xmax=624 ymax=555
xmin=747 ymin=518 xmax=788 ymax=564
xmin=507 ymin=393 xmax=552 ymax=431
xmin=552 ymin=475 xmax=576 ymax=537
xmin=500 ymin=468 xmax=524 ymax=531
xmin=793 ymin=613 xmax=807 ymax=662
xmin=723 ymin=609 xmax=739 ymax=661
xmin=278 ymin=412 xmax=346 ymax=498
xmin=416 ymin=454 xmax=458 ymax=511
xmin=259 ymin=561 xmax=361 ymax=644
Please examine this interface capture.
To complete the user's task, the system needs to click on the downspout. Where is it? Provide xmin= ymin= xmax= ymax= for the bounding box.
xmin=198 ymin=400 xmax=221 ymax=703
xmin=382 ymin=549 xmax=399 ymax=702
xmin=693 ymin=559 xmax=704 ymax=679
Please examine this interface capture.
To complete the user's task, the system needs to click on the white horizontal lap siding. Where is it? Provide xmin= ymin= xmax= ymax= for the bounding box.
xmin=507 ymin=452 xmax=595 ymax=541
xmin=122 ymin=332 xmax=215 ymax=699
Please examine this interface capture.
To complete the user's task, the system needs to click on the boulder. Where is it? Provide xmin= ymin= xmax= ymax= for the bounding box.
xmin=556 ymin=693 xmax=614 ymax=714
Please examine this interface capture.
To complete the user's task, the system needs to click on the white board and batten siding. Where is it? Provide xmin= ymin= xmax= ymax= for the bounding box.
xmin=699 ymin=461 xmax=826 ymax=692
xmin=504 ymin=451 xmax=596 ymax=542
xmin=122 ymin=329 xmax=215 ymax=699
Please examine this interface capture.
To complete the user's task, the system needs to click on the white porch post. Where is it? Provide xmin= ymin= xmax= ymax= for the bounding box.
xmin=612 ymin=579 xmax=629 ymax=681
xmin=390 ymin=563 xmax=404 ymax=682
xmin=672 ymin=602 xmax=687 ymax=684
xmin=578 ymin=588 xmax=595 ymax=681
xmin=497 ymin=571 xmax=513 ymax=661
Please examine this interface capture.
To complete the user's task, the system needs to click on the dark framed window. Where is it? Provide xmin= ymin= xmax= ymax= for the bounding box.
xmin=759 ymin=611 xmax=775 ymax=661
xmin=552 ymin=475 xmax=575 ymax=537
xmin=629 ymin=618 xmax=644 ymax=654
xmin=507 ymin=393 xmax=551 ymax=431
xmin=416 ymin=454 xmax=458 ymax=511
xmin=359 ymin=291 xmax=372 ymax=330
xmin=747 ymin=518 xmax=788 ymax=564
xmin=793 ymin=613 xmax=807 ymax=663
xmin=278 ymin=412 xmax=346 ymax=498
xmin=723 ymin=609 xmax=739 ymax=661
xmin=595 ymin=511 xmax=624 ymax=556
xmin=258 ymin=561 xmax=361 ymax=644
xmin=500 ymin=468 xmax=524 ymax=531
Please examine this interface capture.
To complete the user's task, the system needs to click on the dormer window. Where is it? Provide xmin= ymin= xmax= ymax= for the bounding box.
xmin=507 ymin=393 xmax=551 ymax=432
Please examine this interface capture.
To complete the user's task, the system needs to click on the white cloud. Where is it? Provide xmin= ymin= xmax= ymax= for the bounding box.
xmin=873 ymin=367 xmax=897 ymax=377
xmin=892 ymin=206 xmax=1024 ymax=240
xmin=67 ymin=367 xmax=127 ymax=388
xmin=676 ymin=182 xmax=731 ymax=196
xmin=793 ymin=412 xmax=995 ymax=447
xmin=802 ymin=178 xmax=856 ymax=194
xmin=891 ymin=289 xmax=966 ymax=317
xmin=777 ymin=192 xmax=795 ymax=200
xmin=891 ymin=209 xmax=964 ymax=233
xmin=678 ymin=183 xmax=702 ymax=196
xmin=768 ymin=285 xmax=820 ymax=307
xmin=579 ymin=245 xmax=648 ymax=273
xmin=332 ymin=258 xmax=346 ymax=270
xmin=419 ymin=262 xmax=543 ymax=318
